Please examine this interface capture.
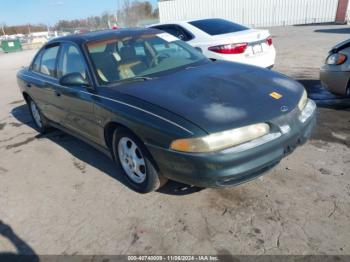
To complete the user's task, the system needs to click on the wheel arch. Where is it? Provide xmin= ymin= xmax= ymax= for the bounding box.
xmin=104 ymin=121 xmax=141 ymax=152
xmin=103 ymin=120 xmax=161 ymax=172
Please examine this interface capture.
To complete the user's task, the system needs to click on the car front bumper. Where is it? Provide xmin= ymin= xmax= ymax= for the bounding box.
xmin=320 ymin=66 xmax=350 ymax=96
xmin=147 ymin=100 xmax=316 ymax=188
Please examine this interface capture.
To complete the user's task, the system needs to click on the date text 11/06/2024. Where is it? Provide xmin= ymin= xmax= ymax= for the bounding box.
xmin=128 ymin=256 xmax=219 ymax=261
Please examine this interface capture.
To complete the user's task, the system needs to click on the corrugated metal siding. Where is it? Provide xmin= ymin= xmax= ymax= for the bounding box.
xmin=159 ymin=0 xmax=339 ymax=27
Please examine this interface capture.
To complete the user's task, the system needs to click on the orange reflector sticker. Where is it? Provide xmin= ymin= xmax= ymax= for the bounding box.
xmin=270 ymin=92 xmax=283 ymax=99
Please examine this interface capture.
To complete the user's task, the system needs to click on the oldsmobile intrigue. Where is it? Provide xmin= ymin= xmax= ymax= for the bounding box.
xmin=17 ymin=29 xmax=316 ymax=193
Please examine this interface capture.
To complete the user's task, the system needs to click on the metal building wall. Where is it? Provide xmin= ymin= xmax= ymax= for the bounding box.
xmin=159 ymin=0 xmax=339 ymax=27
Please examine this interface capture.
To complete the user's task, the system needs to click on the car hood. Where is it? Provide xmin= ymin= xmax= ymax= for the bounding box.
xmin=114 ymin=61 xmax=304 ymax=134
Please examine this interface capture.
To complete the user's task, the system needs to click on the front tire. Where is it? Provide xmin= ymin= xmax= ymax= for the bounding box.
xmin=112 ymin=128 xmax=167 ymax=193
xmin=27 ymin=97 xmax=50 ymax=134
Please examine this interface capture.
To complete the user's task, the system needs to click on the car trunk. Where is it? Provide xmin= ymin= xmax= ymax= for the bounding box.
xmin=208 ymin=29 xmax=271 ymax=57
xmin=211 ymin=29 xmax=269 ymax=44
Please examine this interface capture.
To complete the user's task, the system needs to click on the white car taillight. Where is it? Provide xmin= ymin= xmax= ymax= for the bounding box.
xmin=266 ymin=36 xmax=273 ymax=46
xmin=208 ymin=43 xmax=248 ymax=54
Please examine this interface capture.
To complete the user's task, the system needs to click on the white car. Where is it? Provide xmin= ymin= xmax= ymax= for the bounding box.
xmin=149 ymin=18 xmax=276 ymax=68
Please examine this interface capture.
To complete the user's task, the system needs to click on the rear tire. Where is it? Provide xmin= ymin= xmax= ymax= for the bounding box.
xmin=27 ymin=96 xmax=50 ymax=134
xmin=112 ymin=127 xmax=168 ymax=193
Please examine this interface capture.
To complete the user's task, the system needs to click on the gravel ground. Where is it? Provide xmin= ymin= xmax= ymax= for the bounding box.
xmin=0 ymin=24 xmax=349 ymax=256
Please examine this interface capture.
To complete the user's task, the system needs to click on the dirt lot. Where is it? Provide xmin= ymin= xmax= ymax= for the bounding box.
xmin=0 ymin=25 xmax=349 ymax=256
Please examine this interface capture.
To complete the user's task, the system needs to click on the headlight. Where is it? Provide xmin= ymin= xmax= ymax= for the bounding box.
xmin=170 ymin=123 xmax=270 ymax=153
xmin=299 ymin=99 xmax=316 ymax=123
xmin=298 ymin=89 xmax=308 ymax=111
xmin=326 ymin=53 xmax=347 ymax=65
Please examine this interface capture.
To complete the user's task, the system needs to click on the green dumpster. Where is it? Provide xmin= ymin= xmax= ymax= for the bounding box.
xmin=0 ymin=39 xmax=22 ymax=53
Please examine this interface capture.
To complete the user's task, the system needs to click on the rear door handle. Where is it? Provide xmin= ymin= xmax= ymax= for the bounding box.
xmin=26 ymin=83 xmax=31 ymax=88
xmin=54 ymin=91 xmax=61 ymax=97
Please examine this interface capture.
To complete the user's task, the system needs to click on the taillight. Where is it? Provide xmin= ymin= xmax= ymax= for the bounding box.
xmin=266 ymin=36 xmax=273 ymax=46
xmin=208 ymin=43 xmax=248 ymax=54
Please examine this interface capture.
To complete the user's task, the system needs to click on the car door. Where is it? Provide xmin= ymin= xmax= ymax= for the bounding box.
xmin=55 ymin=42 xmax=100 ymax=144
xmin=28 ymin=43 xmax=64 ymax=123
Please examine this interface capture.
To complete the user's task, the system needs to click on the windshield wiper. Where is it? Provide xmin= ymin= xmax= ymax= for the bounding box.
xmin=113 ymin=76 xmax=154 ymax=85
xmin=131 ymin=76 xmax=154 ymax=81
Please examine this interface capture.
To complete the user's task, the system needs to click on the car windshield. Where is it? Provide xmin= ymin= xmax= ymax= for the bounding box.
xmin=189 ymin=18 xmax=249 ymax=36
xmin=86 ymin=33 xmax=208 ymax=85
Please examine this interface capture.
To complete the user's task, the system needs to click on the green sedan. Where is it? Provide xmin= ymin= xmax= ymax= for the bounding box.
xmin=17 ymin=28 xmax=316 ymax=193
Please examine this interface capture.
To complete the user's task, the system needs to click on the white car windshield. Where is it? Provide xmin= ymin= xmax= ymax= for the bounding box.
xmin=87 ymin=33 xmax=207 ymax=85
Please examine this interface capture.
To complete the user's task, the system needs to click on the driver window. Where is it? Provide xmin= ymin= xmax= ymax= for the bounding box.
xmin=57 ymin=44 xmax=87 ymax=79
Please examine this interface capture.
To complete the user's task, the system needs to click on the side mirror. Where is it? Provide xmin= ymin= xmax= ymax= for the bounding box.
xmin=59 ymin=72 xmax=90 ymax=87
xmin=178 ymin=34 xmax=185 ymax=40
xmin=194 ymin=47 xmax=203 ymax=53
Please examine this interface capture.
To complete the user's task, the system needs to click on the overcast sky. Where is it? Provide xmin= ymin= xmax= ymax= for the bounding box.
xmin=1 ymin=0 xmax=158 ymax=26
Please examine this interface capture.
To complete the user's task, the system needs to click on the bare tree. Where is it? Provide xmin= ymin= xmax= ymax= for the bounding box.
xmin=1 ymin=23 xmax=6 ymax=35
xmin=53 ymin=0 xmax=157 ymax=31
xmin=117 ymin=0 xmax=158 ymax=27
xmin=0 ymin=24 xmax=47 ymax=35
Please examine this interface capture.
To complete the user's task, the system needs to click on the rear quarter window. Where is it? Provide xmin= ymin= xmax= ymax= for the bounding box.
xmin=31 ymin=52 xmax=42 ymax=72
xmin=189 ymin=18 xmax=249 ymax=36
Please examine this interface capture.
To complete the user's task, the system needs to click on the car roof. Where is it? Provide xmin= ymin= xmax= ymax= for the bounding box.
xmin=48 ymin=28 xmax=162 ymax=45
xmin=149 ymin=18 xmax=226 ymax=27
xmin=149 ymin=21 xmax=188 ymax=27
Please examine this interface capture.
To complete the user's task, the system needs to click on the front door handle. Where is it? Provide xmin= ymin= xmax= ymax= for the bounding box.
xmin=54 ymin=91 xmax=61 ymax=97
xmin=26 ymin=83 xmax=31 ymax=88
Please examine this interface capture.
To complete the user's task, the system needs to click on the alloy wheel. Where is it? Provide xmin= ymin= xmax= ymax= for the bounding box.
xmin=117 ymin=137 xmax=146 ymax=184
xmin=30 ymin=100 xmax=42 ymax=128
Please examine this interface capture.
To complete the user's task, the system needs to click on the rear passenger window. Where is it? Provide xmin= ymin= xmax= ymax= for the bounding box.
xmin=40 ymin=45 xmax=59 ymax=77
xmin=176 ymin=26 xmax=193 ymax=41
xmin=155 ymin=25 xmax=193 ymax=42
xmin=160 ymin=26 xmax=179 ymax=38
